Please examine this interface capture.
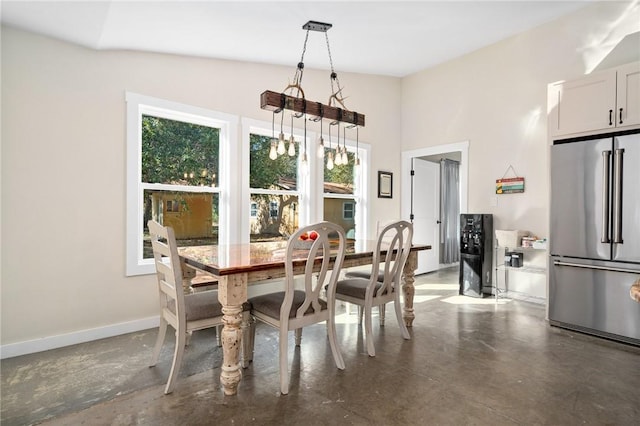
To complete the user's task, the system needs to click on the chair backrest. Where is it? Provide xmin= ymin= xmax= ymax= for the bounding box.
xmin=148 ymin=220 xmax=185 ymax=321
xmin=282 ymin=222 xmax=346 ymax=322
xmin=375 ymin=219 xmax=401 ymax=243
xmin=372 ymin=220 xmax=413 ymax=297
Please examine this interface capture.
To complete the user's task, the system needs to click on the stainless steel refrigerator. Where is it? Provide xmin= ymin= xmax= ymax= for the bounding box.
xmin=550 ymin=130 xmax=640 ymax=346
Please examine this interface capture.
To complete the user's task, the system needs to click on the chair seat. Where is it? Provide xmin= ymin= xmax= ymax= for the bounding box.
xmin=336 ymin=278 xmax=390 ymax=300
xmin=344 ymin=270 xmax=384 ymax=282
xmin=250 ymin=290 xmax=327 ymax=319
xmin=168 ymin=290 xmax=250 ymax=321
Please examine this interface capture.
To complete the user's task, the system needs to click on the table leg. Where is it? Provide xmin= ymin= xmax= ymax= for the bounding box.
xmin=180 ymin=261 xmax=197 ymax=293
xmin=217 ymin=273 xmax=248 ymax=396
xmin=402 ymin=251 xmax=417 ymax=327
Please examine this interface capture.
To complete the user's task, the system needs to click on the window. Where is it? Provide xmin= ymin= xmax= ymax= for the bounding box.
xmin=323 ymin=143 xmax=367 ymax=240
xmin=343 ymin=202 xmax=354 ymax=220
xmin=165 ymin=199 xmax=180 ymax=213
xmin=126 ymin=93 xmax=237 ymax=276
xmin=127 ymin=98 xmax=366 ymax=276
xmin=247 ymin=130 xmax=300 ymax=242
xmin=269 ymin=201 xmax=279 ymax=218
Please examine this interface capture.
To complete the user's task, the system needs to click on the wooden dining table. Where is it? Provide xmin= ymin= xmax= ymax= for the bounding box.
xmin=178 ymin=239 xmax=430 ymax=396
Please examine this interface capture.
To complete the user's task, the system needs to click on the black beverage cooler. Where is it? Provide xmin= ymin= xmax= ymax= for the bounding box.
xmin=459 ymin=213 xmax=493 ymax=297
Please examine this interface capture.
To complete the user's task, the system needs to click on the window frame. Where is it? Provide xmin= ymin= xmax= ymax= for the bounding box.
xmin=343 ymin=201 xmax=355 ymax=220
xmin=241 ymin=118 xmax=311 ymax=243
xmin=320 ymin=137 xmax=370 ymax=241
xmin=126 ymin=99 xmax=368 ymax=276
xmin=126 ymin=92 xmax=238 ymax=276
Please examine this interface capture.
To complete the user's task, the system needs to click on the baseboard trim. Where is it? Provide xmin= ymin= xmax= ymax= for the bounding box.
xmin=0 ymin=316 xmax=160 ymax=360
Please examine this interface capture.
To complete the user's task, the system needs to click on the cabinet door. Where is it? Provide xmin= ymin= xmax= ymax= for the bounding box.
xmin=548 ymin=69 xmax=616 ymax=137
xmin=616 ymin=62 xmax=640 ymax=128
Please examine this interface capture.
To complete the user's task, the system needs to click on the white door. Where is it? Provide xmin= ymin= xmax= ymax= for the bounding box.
xmin=411 ymin=158 xmax=439 ymax=274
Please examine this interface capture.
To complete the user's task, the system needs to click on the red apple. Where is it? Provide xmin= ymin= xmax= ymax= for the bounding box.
xmin=299 ymin=232 xmax=309 ymax=241
xmin=309 ymin=231 xmax=319 ymax=240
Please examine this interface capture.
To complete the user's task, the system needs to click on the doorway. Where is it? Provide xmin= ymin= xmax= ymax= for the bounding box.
xmin=401 ymin=141 xmax=469 ymax=274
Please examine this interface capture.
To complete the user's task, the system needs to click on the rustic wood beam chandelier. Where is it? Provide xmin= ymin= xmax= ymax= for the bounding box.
xmin=260 ymin=21 xmax=365 ymax=169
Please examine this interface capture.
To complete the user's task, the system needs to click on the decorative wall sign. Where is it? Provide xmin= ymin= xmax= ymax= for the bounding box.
xmin=378 ymin=171 xmax=393 ymax=198
xmin=496 ymin=165 xmax=524 ymax=194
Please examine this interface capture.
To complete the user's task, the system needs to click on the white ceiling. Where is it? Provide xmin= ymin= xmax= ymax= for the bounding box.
xmin=1 ymin=1 xmax=593 ymax=77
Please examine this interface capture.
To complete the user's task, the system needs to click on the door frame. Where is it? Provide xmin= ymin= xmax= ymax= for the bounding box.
xmin=401 ymin=141 xmax=469 ymax=268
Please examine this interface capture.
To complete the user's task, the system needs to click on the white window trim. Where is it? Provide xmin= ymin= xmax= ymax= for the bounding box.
xmin=320 ymin=137 xmax=370 ymax=241
xmin=125 ymin=92 xmax=238 ymax=276
xmin=126 ymin=97 xmax=368 ymax=276
xmin=241 ymin=117 xmax=311 ymax=242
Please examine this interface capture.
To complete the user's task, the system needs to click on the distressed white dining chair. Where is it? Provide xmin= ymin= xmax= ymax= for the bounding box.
xmin=343 ymin=219 xmax=400 ymax=324
xmin=334 ymin=220 xmax=413 ymax=357
xmin=248 ymin=221 xmax=347 ymax=395
xmin=147 ymin=220 xmax=252 ymax=394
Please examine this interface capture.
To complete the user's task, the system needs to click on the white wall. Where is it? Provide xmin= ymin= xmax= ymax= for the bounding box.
xmin=401 ymin=1 xmax=639 ymax=297
xmin=402 ymin=1 xmax=639 ymax=238
xmin=0 ymin=26 xmax=400 ymax=355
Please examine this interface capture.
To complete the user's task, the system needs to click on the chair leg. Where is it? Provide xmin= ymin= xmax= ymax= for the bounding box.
xmin=364 ymin=303 xmax=376 ymax=357
xmin=279 ymin=328 xmax=289 ymax=395
xmin=241 ymin=312 xmax=255 ymax=368
xmin=294 ymin=328 xmax=302 ymax=346
xmin=150 ymin=317 xmax=168 ymax=367
xmin=164 ymin=326 xmax=187 ymax=394
xmin=379 ymin=304 xmax=386 ymax=326
xmin=357 ymin=305 xmax=363 ymax=325
xmin=216 ymin=325 xmax=222 ymax=347
xmin=327 ymin=315 xmax=345 ymax=370
xmin=394 ymin=296 xmax=411 ymax=340
xmin=185 ymin=330 xmax=193 ymax=346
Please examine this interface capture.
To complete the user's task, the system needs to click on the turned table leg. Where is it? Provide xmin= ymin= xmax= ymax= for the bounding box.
xmin=402 ymin=251 xmax=417 ymax=327
xmin=217 ymin=273 xmax=248 ymax=396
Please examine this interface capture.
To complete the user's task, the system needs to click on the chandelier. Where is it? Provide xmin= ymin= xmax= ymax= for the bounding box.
xmin=260 ymin=21 xmax=365 ymax=170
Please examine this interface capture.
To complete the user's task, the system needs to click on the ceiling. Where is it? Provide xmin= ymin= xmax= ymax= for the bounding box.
xmin=1 ymin=1 xmax=593 ymax=77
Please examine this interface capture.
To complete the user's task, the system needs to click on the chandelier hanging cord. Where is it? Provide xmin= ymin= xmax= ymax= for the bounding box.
xmin=282 ymin=27 xmax=310 ymax=117
xmin=292 ymin=29 xmax=310 ymax=90
xmin=325 ymin=31 xmax=347 ymax=110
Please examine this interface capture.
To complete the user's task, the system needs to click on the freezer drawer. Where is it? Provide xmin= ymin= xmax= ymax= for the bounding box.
xmin=549 ymin=259 xmax=640 ymax=345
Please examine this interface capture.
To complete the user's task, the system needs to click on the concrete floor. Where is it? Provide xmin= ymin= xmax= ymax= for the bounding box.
xmin=2 ymin=266 xmax=639 ymax=425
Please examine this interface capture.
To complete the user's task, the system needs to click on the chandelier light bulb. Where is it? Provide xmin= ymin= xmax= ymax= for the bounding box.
xmin=341 ymin=149 xmax=348 ymax=164
xmin=334 ymin=148 xmax=342 ymax=165
xmin=277 ymin=133 xmax=286 ymax=155
xmin=288 ymin=136 xmax=296 ymax=156
xmin=327 ymin=152 xmax=334 ymax=170
xmin=300 ymin=152 xmax=309 ymax=174
xmin=269 ymin=141 xmax=278 ymax=160
xmin=317 ymin=137 xmax=325 ymax=158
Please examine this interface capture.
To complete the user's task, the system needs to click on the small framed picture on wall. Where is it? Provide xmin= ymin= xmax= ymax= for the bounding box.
xmin=378 ymin=171 xmax=393 ymax=198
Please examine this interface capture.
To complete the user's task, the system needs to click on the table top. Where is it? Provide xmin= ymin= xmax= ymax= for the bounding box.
xmin=179 ymin=240 xmax=430 ymax=276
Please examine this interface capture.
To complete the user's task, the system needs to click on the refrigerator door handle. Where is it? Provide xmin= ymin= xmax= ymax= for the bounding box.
xmin=553 ymin=260 xmax=638 ymax=274
xmin=601 ymin=150 xmax=611 ymax=243
xmin=613 ymin=148 xmax=624 ymax=244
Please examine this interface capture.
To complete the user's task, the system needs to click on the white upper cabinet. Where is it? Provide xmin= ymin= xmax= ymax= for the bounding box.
xmin=548 ymin=62 xmax=640 ymax=138
xmin=616 ymin=62 xmax=640 ymax=128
